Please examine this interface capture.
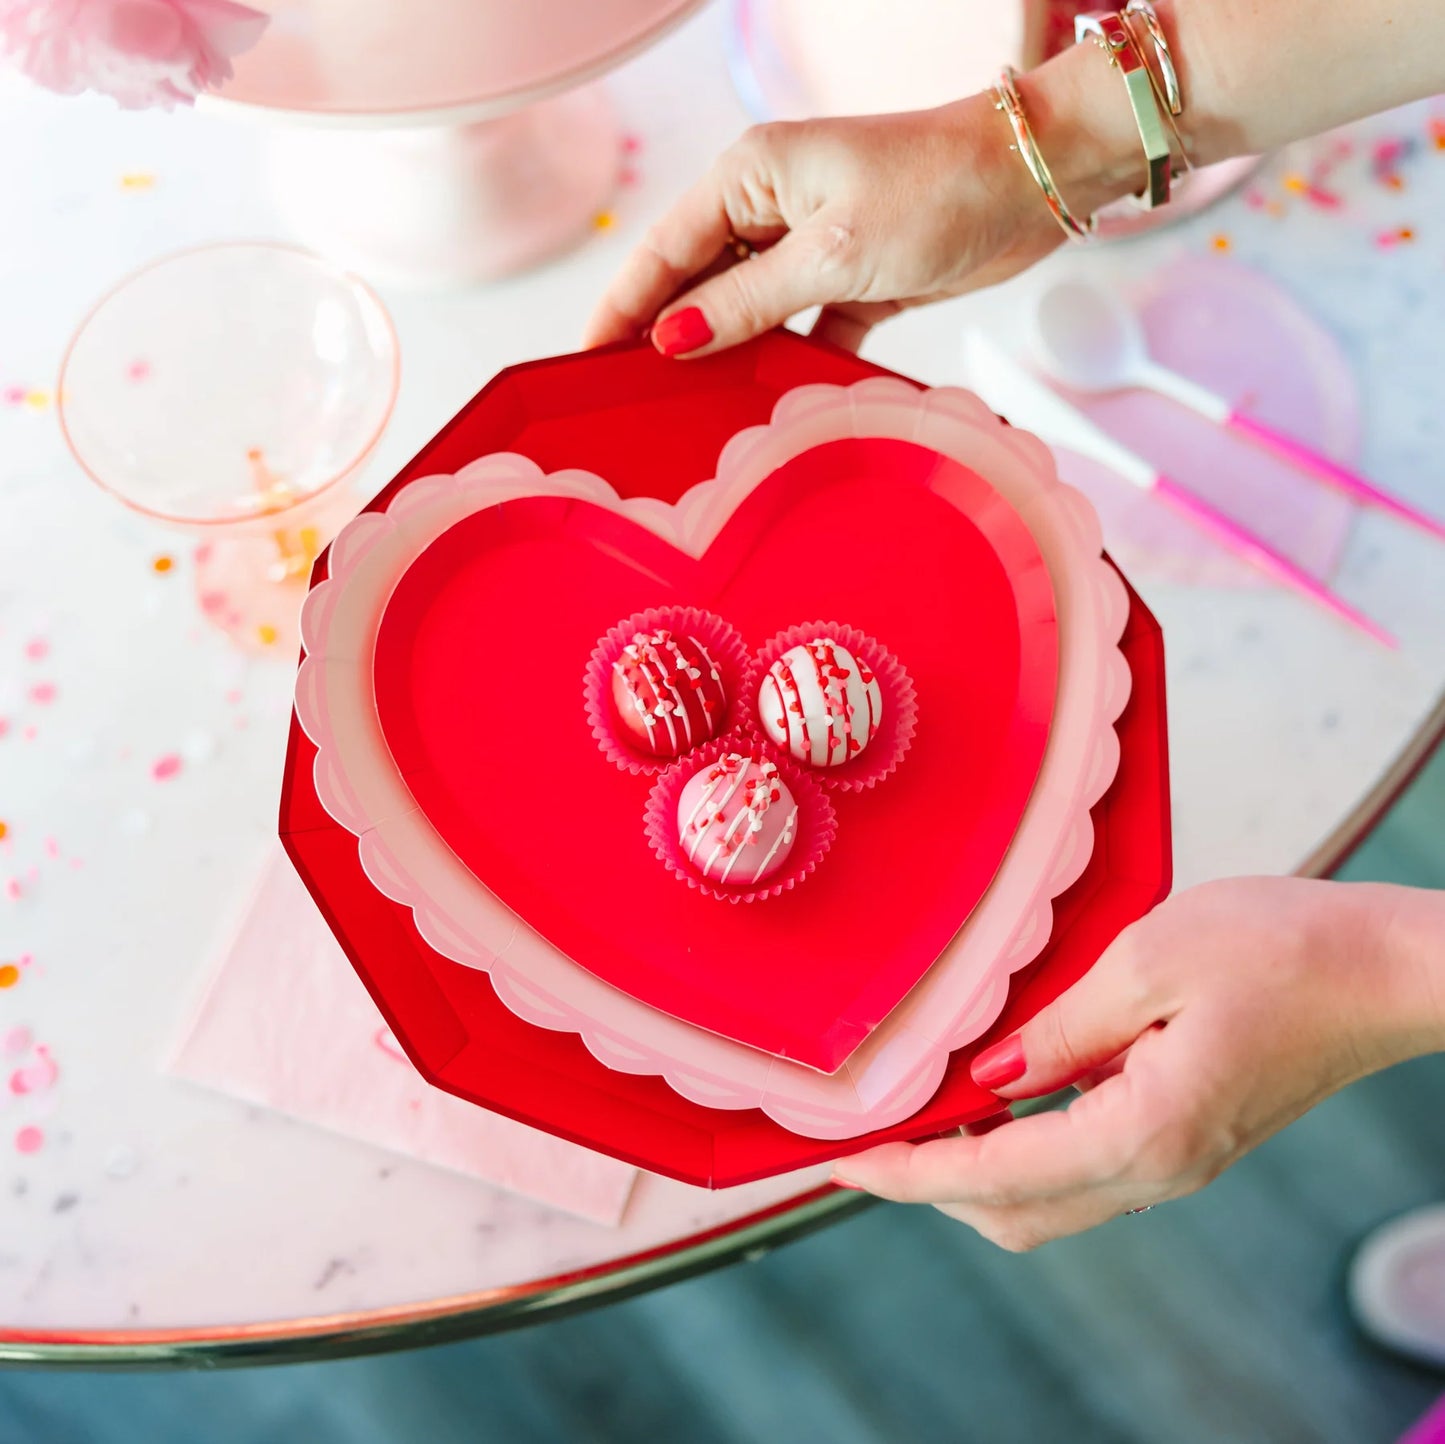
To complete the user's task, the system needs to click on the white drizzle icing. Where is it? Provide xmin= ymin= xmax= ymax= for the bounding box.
xmin=760 ymin=638 xmax=881 ymax=767
xmin=613 ymin=628 xmax=726 ymax=756
xmin=678 ymin=753 xmax=796 ymax=885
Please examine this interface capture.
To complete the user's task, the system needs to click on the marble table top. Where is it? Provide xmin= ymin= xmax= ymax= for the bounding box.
xmin=1 ymin=7 xmax=1441 ymax=1354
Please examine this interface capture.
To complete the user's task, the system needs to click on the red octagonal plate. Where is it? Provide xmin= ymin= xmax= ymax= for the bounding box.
xmin=279 ymin=331 xmax=1172 ymax=1187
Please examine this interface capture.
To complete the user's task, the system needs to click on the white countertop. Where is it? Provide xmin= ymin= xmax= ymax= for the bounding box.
xmin=1 ymin=7 xmax=1442 ymax=1339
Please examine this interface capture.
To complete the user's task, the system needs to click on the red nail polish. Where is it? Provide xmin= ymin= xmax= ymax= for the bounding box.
xmin=652 ymin=306 xmax=713 ymax=357
xmin=971 ymin=1035 xmax=1026 ymax=1091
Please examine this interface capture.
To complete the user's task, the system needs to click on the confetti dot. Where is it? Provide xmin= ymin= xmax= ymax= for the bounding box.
xmin=152 ymin=555 xmax=174 ymax=574
xmin=1384 ymin=173 xmax=1405 ymax=192
xmin=4 ymin=878 xmax=21 ymax=901
xmin=0 ymin=719 xmax=8 ymax=738
xmin=224 ymin=689 xmax=242 ymax=706
xmin=126 ymin=359 xmax=151 ymax=383
xmin=1376 ymin=226 xmax=1416 ymax=248
xmin=256 ymin=623 xmax=278 ymax=646
xmin=1303 ymin=184 xmax=1342 ymax=210
xmin=21 ymin=726 xmax=36 ymax=742
xmin=11 ymin=1045 xmax=57 ymax=1095
xmin=1282 ymin=173 xmax=1308 ymax=194
xmin=2 ymin=385 xmax=24 ymax=406
xmin=0 ymin=966 xmax=17 ymax=988
xmin=591 ymin=211 xmax=616 ymax=231
xmin=151 ymin=753 xmax=183 ymax=782
xmin=43 ymin=837 xmax=59 ymax=859
xmin=1211 ymin=234 xmax=1231 ymax=252
xmin=621 ymin=133 xmax=642 ymax=154
xmin=23 ymin=638 xmax=48 ymax=661
xmin=28 ymin=682 xmax=56 ymax=705
xmin=120 ymin=172 xmax=156 ymax=190
xmin=2 ymin=1027 xmax=31 ymax=1056
xmin=15 ymin=1126 xmax=43 ymax=1154
xmin=23 ymin=391 xmax=50 ymax=411
xmin=1432 ymin=118 xmax=1445 ymax=151
xmin=620 ymin=166 xmax=641 ymax=188
xmin=1372 ymin=137 xmax=1408 ymax=169
xmin=0 ymin=820 xmax=7 ymax=840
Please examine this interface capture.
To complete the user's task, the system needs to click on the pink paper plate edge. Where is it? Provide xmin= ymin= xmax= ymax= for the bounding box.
xmin=293 ymin=379 xmax=1128 ymax=1140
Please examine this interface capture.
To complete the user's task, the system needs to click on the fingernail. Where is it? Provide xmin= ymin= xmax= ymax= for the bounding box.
xmin=971 ymin=1035 xmax=1026 ymax=1091
xmin=652 ymin=306 xmax=713 ymax=357
xmin=830 ymin=1175 xmax=864 ymax=1192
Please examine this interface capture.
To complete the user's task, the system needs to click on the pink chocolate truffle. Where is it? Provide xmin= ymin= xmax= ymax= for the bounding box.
xmin=676 ymin=752 xmax=798 ymax=886
xmin=610 ymin=628 xmax=728 ymax=759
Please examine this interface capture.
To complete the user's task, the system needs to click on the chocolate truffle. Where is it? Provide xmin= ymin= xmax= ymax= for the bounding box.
xmin=759 ymin=638 xmax=882 ymax=768
xmin=676 ymin=752 xmax=798 ymax=886
xmin=610 ymin=628 xmax=727 ymax=759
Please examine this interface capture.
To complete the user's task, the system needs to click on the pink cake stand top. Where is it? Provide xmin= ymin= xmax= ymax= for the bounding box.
xmin=213 ymin=0 xmax=706 ymax=123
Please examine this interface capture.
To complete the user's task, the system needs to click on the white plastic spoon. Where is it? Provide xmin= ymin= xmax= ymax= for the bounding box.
xmin=1028 ymin=276 xmax=1445 ymax=542
xmin=964 ymin=330 xmax=1395 ymax=647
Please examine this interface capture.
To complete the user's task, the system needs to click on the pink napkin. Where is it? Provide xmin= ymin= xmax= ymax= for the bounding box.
xmin=169 ymin=850 xmax=637 ymax=1226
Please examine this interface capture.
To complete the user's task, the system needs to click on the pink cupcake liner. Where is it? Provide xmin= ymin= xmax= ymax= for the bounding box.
xmin=584 ymin=606 xmax=755 ymax=775
xmin=752 ymin=622 xmax=917 ymax=792
xmin=645 ymin=738 xmax=838 ymax=904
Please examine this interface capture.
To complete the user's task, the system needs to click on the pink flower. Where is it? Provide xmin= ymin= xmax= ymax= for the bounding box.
xmin=0 ymin=0 xmax=268 ymax=109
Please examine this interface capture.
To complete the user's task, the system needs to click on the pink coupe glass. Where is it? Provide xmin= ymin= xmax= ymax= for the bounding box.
xmin=58 ymin=241 xmax=399 ymax=653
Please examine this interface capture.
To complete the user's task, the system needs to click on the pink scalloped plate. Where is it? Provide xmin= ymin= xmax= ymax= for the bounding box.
xmin=372 ymin=438 xmax=1055 ymax=1070
xmin=295 ymin=380 xmax=1130 ymax=1138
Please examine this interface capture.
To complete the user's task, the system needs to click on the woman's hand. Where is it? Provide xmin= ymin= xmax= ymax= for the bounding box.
xmin=830 ymin=877 xmax=1445 ymax=1250
xmin=586 ymin=0 xmax=1445 ymax=360
xmin=584 ymin=43 xmax=1154 ymax=360
xmin=585 ymin=94 xmax=1059 ymax=358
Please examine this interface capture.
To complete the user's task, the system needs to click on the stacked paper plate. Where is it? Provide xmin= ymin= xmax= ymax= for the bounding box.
xmin=281 ymin=331 xmax=1171 ymax=1188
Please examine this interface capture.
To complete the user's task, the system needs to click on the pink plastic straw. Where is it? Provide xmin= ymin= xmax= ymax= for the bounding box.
xmin=1228 ymin=409 xmax=1445 ymax=543
xmin=1155 ymin=475 xmax=1398 ymax=647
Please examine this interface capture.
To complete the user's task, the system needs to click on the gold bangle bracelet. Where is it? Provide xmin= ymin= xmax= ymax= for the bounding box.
xmin=1122 ymin=2 xmax=1192 ymax=175
xmin=991 ymin=66 xmax=1094 ymax=242
xmin=1124 ymin=0 xmax=1181 ymax=115
xmin=1075 ymin=10 xmax=1173 ymax=209
xmin=1121 ymin=10 xmax=1192 ymax=173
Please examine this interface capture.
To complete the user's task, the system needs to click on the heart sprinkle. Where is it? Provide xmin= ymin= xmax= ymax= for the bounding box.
xmin=610 ymin=628 xmax=728 ymax=759
xmin=760 ymin=638 xmax=882 ymax=769
xmin=676 ymin=753 xmax=798 ymax=886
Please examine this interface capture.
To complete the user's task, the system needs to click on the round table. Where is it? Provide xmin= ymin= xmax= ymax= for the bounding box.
xmin=1 ymin=8 xmax=1442 ymax=1366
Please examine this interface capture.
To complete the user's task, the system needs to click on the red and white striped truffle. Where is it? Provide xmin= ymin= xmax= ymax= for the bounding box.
xmin=676 ymin=752 xmax=798 ymax=885
xmin=609 ymin=628 xmax=728 ymax=759
xmin=759 ymin=638 xmax=882 ymax=768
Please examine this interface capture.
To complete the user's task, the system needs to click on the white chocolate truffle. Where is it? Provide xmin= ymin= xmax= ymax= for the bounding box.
xmin=759 ymin=638 xmax=882 ymax=768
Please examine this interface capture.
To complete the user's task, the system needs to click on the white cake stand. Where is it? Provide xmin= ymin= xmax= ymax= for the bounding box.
xmin=204 ymin=0 xmax=706 ymax=285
